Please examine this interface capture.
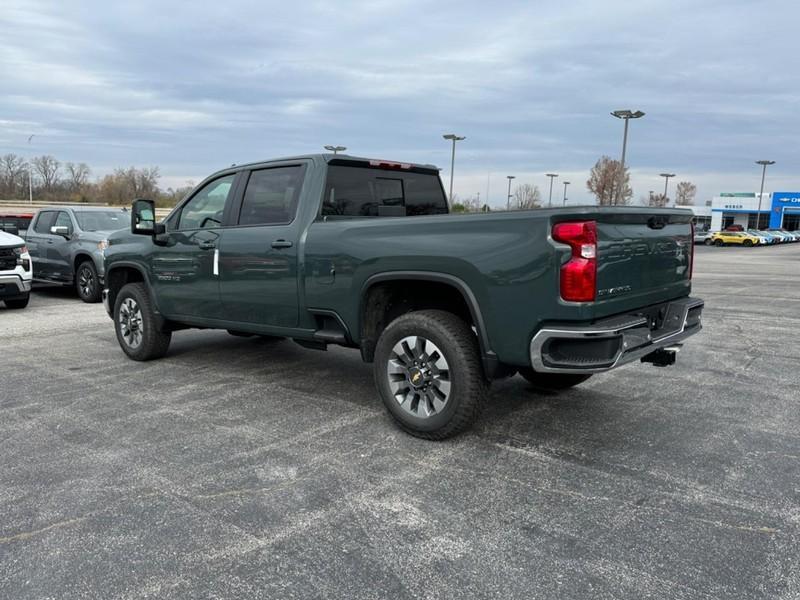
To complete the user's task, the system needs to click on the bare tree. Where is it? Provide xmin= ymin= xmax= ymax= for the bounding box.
xmin=32 ymin=155 xmax=61 ymax=191
xmin=587 ymin=156 xmax=632 ymax=205
xmin=65 ymin=162 xmax=91 ymax=191
xmin=513 ymin=183 xmax=541 ymax=209
xmin=0 ymin=154 xmax=28 ymax=198
xmin=675 ymin=181 xmax=697 ymax=206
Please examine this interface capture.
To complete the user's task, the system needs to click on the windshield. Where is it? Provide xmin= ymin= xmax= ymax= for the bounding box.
xmin=74 ymin=210 xmax=131 ymax=232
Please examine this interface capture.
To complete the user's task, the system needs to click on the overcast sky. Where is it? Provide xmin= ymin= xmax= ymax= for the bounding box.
xmin=2 ymin=0 xmax=798 ymax=206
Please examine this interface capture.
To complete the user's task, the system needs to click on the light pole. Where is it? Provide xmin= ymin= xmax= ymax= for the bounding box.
xmin=506 ymin=175 xmax=515 ymax=210
xmin=660 ymin=173 xmax=675 ymax=206
xmin=27 ymin=134 xmax=35 ymax=204
xmin=611 ymin=109 xmax=645 ymax=205
xmin=756 ymin=160 xmax=775 ymax=228
xmin=324 ymin=145 xmax=346 ymax=154
xmin=562 ymin=181 xmax=570 ymax=206
xmin=546 ymin=173 xmax=558 ymax=207
xmin=442 ymin=134 xmax=465 ymax=203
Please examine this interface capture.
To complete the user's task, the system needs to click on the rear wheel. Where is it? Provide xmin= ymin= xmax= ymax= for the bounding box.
xmin=4 ymin=295 xmax=29 ymax=309
xmin=373 ymin=309 xmax=487 ymax=440
xmin=76 ymin=260 xmax=101 ymax=303
xmin=714 ymin=239 xmax=724 ymax=247
xmin=518 ymin=367 xmax=592 ymax=391
xmin=114 ymin=282 xmax=171 ymax=360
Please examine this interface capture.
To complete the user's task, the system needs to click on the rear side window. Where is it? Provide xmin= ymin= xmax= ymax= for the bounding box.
xmin=322 ymin=166 xmax=448 ymax=217
xmin=238 ymin=166 xmax=305 ymax=226
xmin=34 ymin=211 xmax=57 ymax=233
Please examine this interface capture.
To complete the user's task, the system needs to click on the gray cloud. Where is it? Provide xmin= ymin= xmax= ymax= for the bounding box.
xmin=1 ymin=0 xmax=797 ymax=204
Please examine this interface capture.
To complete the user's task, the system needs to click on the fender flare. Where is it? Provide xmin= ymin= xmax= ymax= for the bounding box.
xmin=359 ymin=271 xmax=498 ymax=375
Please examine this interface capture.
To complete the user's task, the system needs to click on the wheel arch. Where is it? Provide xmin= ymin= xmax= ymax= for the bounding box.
xmin=358 ymin=271 xmax=498 ymax=375
xmin=105 ymin=262 xmax=160 ymax=318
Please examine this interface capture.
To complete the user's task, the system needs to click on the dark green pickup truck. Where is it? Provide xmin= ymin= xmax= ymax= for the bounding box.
xmin=103 ymin=154 xmax=703 ymax=439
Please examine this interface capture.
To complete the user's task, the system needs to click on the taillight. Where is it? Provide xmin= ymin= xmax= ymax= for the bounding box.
xmin=689 ymin=222 xmax=695 ymax=280
xmin=552 ymin=220 xmax=597 ymax=302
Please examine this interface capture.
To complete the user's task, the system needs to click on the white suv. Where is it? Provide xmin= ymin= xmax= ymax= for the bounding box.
xmin=0 ymin=230 xmax=33 ymax=309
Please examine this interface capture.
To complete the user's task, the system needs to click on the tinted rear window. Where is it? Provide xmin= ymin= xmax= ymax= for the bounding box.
xmin=322 ymin=165 xmax=448 ymax=217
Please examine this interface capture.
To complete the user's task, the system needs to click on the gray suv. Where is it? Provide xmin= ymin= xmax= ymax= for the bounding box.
xmin=23 ymin=206 xmax=131 ymax=302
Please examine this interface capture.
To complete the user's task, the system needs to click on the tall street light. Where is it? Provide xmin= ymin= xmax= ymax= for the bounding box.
xmin=442 ymin=134 xmax=466 ymax=203
xmin=27 ymin=134 xmax=35 ymax=204
xmin=546 ymin=173 xmax=558 ymax=207
xmin=324 ymin=145 xmax=346 ymax=154
xmin=562 ymin=181 xmax=570 ymax=206
xmin=660 ymin=173 xmax=675 ymax=205
xmin=506 ymin=175 xmax=515 ymax=210
xmin=611 ymin=109 xmax=645 ymax=205
xmin=756 ymin=160 xmax=775 ymax=228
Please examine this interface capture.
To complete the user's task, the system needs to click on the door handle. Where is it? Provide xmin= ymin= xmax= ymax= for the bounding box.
xmin=271 ymin=239 xmax=293 ymax=249
xmin=198 ymin=241 xmax=216 ymax=250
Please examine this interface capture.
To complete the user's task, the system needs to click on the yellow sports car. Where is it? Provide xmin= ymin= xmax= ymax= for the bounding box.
xmin=709 ymin=231 xmax=762 ymax=247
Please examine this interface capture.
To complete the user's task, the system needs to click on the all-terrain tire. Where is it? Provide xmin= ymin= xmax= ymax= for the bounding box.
xmin=76 ymin=260 xmax=102 ymax=303
xmin=113 ymin=282 xmax=171 ymax=361
xmin=4 ymin=295 xmax=29 ymax=309
xmin=373 ymin=309 xmax=488 ymax=440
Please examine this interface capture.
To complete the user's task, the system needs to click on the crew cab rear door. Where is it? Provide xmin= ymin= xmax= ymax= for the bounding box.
xmin=217 ymin=162 xmax=308 ymax=327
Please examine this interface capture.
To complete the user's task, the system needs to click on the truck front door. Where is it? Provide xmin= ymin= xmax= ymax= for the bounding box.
xmin=218 ymin=164 xmax=306 ymax=328
xmin=151 ymin=173 xmax=238 ymax=320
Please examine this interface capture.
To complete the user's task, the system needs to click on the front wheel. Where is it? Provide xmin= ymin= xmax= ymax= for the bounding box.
xmin=373 ymin=310 xmax=488 ymax=440
xmin=518 ymin=367 xmax=592 ymax=391
xmin=113 ymin=282 xmax=171 ymax=360
xmin=742 ymin=239 xmax=753 ymax=247
xmin=76 ymin=260 xmax=101 ymax=303
xmin=4 ymin=295 xmax=29 ymax=309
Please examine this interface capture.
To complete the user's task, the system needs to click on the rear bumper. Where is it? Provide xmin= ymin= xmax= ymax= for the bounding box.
xmin=529 ymin=297 xmax=704 ymax=374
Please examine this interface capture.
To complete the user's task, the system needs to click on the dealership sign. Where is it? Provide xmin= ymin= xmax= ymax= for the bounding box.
xmin=769 ymin=192 xmax=800 ymax=227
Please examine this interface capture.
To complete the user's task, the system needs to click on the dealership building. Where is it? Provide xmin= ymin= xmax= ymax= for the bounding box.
xmin=684 ymin=192 xmax=800 ymax=232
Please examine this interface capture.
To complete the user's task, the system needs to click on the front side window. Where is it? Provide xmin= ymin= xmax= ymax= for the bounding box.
xmin=34 ymin=211 xmax=57 ymax=233
xmin=178 ymin=174 xmax=236 ymax=230
xmin=322 ymin=166 xmax=447 ymax=217
xmin=238 ymin=166 xmax=305 ymax=226
xmin=54 ymin=211 xmax=73 ymax=233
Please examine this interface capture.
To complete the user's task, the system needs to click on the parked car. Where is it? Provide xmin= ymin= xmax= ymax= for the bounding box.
xmin=724 ymin=224 xmax=745 ymax=232
xmin=0 ymin=211 xmax=34 ymax=236
xmin=709 ymin=231 xmax=761 ymax=246
xmin=766 ymin=229 xmax=795 ymax=243
xmin=22 ymin=206 xmax=130 ymax=302
xmin=102 ymin=154 xmax=704 ymax=439
xmin=0 ymin=230 xmax=33 ymax=309
xmin=744 ymin=230 xmax=770 ymax=245
xmin=694 ymin=230 xmax=712 ymax=245
xmin=750 ymin=230 xmax=778 ymax=244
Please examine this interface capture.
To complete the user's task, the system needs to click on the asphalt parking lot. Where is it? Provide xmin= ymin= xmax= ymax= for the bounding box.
xmin=1 ymin=244 xmax=799 ymax=599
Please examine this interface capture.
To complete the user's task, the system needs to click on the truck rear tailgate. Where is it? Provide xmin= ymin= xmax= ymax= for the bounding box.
xmin=553 ymin=209 xmax=694 ymax=320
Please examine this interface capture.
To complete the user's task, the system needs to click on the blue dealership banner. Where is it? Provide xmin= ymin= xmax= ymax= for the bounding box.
xmin=770 ymin=192 xmax=800 ymax=228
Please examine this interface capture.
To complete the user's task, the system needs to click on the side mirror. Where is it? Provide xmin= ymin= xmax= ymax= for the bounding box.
xmin=131 ymin=198 xmax=158 ymax=236
xmin=50 ymin=225 xmax=71 ymax=238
